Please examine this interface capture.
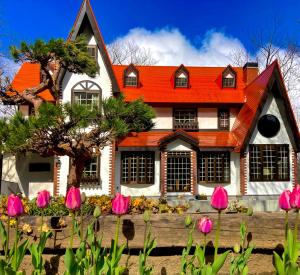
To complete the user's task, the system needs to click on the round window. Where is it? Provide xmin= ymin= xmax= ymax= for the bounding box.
xmin=257 ymin=114 xmax=280 ymax=138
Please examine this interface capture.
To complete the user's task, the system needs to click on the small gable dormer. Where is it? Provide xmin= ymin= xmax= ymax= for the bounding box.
xmin=123 ymin=64 xmax=139 ymax=87
xmin=174 ymin=65 xmax=189 ymax=88
xmin=222 ymin=65 xmax=236 ymax=88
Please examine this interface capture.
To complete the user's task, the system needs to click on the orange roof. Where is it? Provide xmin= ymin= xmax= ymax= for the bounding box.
xmin=9 ymin=63 xmax=55 ymax=102
xmin=118 ymin=131 xmax=238 ymax=148
xmin=112 ymin=65 xmax=246 ymax=104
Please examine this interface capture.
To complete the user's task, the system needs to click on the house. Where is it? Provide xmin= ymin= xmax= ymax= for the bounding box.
xmin=1 ymin=0 xmax=299 ymax=199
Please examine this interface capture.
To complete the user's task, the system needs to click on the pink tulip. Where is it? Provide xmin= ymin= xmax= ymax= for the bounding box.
xmin=111 ymin=193 xmax=130 ymax=215
xmin=36 ymin=190 xmax=51 ymax=208
xmin=65 ymin=186 xmax=81 ymax=210
xmin=7 ymin=194 xmax=24 ymax=217
xmin=211 ymin=186 xmax=228 ymax=211
xmin=279 ymin=190 xmax=291 ymax=211
xmin=197 ymin=217 xmax=213 ymax=234
xmin=290 ymin=185 xmax=300 ymax=209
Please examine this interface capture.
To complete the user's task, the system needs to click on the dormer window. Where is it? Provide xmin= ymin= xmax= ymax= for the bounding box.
xmin=175 ymin=65 xmax=189 ymax=88
xmin=124 ymin=64 xmax=139 ymax=87
xmin=87 ymin=45 xmax=98 ymax=61
xmin=222 ymin=66 xmax=236 ymax=88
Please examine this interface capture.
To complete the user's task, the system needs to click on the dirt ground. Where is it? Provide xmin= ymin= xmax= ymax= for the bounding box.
xmin=20 ymin=253 xmax=275 ymax=275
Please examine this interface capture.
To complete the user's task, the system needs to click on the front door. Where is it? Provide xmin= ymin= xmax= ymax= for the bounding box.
xmin=166 ymin=152 xmax=191 ymax=192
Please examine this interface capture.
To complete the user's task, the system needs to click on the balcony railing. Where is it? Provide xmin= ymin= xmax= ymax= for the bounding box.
xmin=173 ymin=120 xmax=198 ymax=130
xmin=80 ymin=175 xmax=100 ymax=186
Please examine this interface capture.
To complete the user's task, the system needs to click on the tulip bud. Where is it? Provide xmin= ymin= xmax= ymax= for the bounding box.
xmin=197 ymin=217 xmax=213 ymax=234
xmin=233 ymin=243 xmax=240 ymax=253
xmin=247 ymin=206 xmax=253 ymax=216
xmin=7 ymin=194 xmax=24 ymax=217
xmin=278 ymin=190 xmax=291 ymax=211
xmin=111 ymin=193 xmax=130 ymax=215
xmin=143 ymin=210 xmax=151 ymax=223
xmin=289 ymin=185 xmax=300 ymax=209
xmin=65 ymin=187 xmax=81 ymax=211
xmin=185 ymin=215 xmax=192 ymax=227
xmin=93 ymin=206 xmax=101 ymax=219
xmin=36 ymin=190 xmax=51 ymax=209
xmin=211 ymin=186 xmax=228 ymax=211
xmin=80 ymin=192 xmax=86 ymax=204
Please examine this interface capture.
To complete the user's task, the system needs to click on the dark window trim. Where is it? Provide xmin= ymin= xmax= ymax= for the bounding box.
xmin=173 ymin=108 xmax=198 ymax=130
xmin=121 ymin=151 xmax=155 ymax=185
xmin=249 ymin=144 xmax=290 ymax=182
xmin=218 ymin=109 xmax=230 ymax=131
xmin=174 ymin=65 xmax=190 ymax=88
xmin=222 ymin=66 xmax=236 ymax=88
xmin=87 ymin=45 xmax=98 ymax=62
xmin=198 ymin=151 xmax=231 ymax=184
xmin=123 ymin=64 xmax=139 ymax=88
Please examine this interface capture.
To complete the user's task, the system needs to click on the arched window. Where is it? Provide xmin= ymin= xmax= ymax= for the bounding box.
xmin=72 ymin=80 xmax=101 ymax=109
xmin=124 ymin=64 xmax=139 ymax=87
xmin=222 ymin=66 xmax=236 ymax=88
xmin=175 ymin=65 xmax=189 ymax=88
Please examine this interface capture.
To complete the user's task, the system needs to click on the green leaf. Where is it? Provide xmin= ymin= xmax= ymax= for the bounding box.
xmin=64 ymin=248 xmax=77 ymax=274
xmin=273 ymin=251 xmax=285 ymax=275
xmin=212 ymin=250 xmax=230 ymax=274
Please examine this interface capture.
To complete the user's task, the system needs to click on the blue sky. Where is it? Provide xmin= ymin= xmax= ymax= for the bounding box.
xmin=0 ymin=0 xmax=300 ymax=56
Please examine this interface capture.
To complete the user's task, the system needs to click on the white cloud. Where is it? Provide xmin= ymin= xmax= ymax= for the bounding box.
xmin=0 ymin=55 xmax=20 ymax=79
xmin=108 ymin=28 xmax=248 ymax=66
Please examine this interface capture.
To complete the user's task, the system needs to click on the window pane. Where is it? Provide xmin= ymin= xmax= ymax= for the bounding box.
xmin=249 ymin=145 xmax=262 ymax=181
xmin=262 ymin=145 xmax=277 ymax=180
xmin=125 ymin=76 xmax=137 ymax=86
xmin=121 ymin=152 xmax=154 ymax=184
xmin=222 ymin=77 xmax=235 ymax=87
xmin=74 ymin=92 xmax=100 ymax=109
xmin=81 ymin=156 xmax=100 ymax=185
xmin=277 ymin=145 xmax=289 ymax=180
xmin=174 ymin=109 xmax=198 ymax=130
xmin=175 ymin=77 xmax=188 ymax=87
xmin=198 ymin=152 xmax=230 ymax=183
xmin=218 ymin=109 xmax=229 ymax=130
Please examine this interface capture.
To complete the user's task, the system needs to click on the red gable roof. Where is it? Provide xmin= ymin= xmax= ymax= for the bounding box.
xmin=9 ymin=62 xmax=55 ymax=102
xmin=113 ymin=65 xmax=246 ymax=104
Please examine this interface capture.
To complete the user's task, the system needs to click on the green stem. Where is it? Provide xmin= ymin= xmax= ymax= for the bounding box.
xmin=214 ymin=211 xmax=221 ymax=261
xmin=80 ymin=208 xmax=83 ymax=242
xmin=13 ymin=217 xmax=19 ymax=270
xmin=113 ymin=216 xmax=121 ymax=257
xmin=69 ymin=212 xmax=75 ymax=249
xmin=143 ymin=221 xmax=148 ymax=259
xmin=5 ymin=216 xmax=10 ymax=260
xmin=41 ymin=210 xmax=44 ymax=233
xmin=203 ymin=234 xmax=207 ymax=265
xmin=294 ymin=210 xmax=299 ymax=244
xmin=285 ymin=211 xmax=289 ymax=242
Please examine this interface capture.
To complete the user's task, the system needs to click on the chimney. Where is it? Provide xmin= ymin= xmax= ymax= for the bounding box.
xmin=243 ymin=62 xmax=258 ymax=85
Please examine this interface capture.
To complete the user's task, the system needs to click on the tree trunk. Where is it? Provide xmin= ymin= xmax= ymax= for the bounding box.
xmin=67 ymin=157 xmax=88 ymax=188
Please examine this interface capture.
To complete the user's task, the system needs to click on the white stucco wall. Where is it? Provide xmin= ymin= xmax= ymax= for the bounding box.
xmin=152 ymin=108 xmax=172 ymax=129
xmin=58 ymin=34 xmax=113 ymax=196
xmin=198 ymin=108 xmax=218 ymax=129
xmin=197 ymin=152 xmax=240 ymax=196
xmin=246 ymin=93 xmax=294 ymax=195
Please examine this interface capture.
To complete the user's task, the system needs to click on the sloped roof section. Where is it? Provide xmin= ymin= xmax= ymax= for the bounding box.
xmin=118 ymin=131 xmax=238 ymax=148
xmin=113 ymin=65 xmax=246 ymax=103
xmin=232 ymin=60 xmax=300 ymax=151
xmin=9 ymin=63 xmax=55 ymax=102
xmin=65 ymin=0 xmax=119 ymax=92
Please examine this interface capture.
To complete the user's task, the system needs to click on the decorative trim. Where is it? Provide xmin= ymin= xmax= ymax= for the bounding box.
xmin=160 ymin=151 xmax=167 ymax=195
xmin=191 ymin=151 xmax=197 ymax=195
xmin=53 ymin=156 xmax=60 ymax=196
xmin=109 ymin=141 xmax=116 ymax=195
xmin=292 ymin=149 xmax=297 ymax=185
xmin=240 ymin=151 xmax=247 ymax=195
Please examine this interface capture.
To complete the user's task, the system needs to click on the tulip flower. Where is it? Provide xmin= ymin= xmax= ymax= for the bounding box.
xmin=36 ymin=190 xmax=51 ymax=209
xmin=279 ymin=190 xmax=291 ymax=211
xmin=65 ymin=186 xmax=81 ymax=210
xmin=211 ymin=186 xmax=228 ymax=211
xmin=111 ymin=193 xmax=130 ymax=215
xmin=197 ymin=217 xmax=213 ymax=235
xmin=7 ymin=194 xmax=24 ymax=217
xmin=290 ymin=185 xmax=300 ymax=209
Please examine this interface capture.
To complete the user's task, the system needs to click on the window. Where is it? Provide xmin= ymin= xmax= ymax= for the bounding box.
xmin=175 ymin=65 xmax=189 ymax=88
xmin=121 ymin=152 xmax=155 ymax=184
xmin=218 ymin=109 xmax=230 ymax=130
xmin=124 ymin=72 xmax=138 ymax=87
xmin=222 ymin=66 xmax=236 ymax=88
xmin=124 ymin=64 xmax=139 ymax=87
xmin=29 ymin=163 xmax=51 ymax=172
xmin=87 ymin=45 xmax=97 ymax=61
xmin=167 ymin=152 xmax=191 ymax=192
xmin=249 ymin=144 xmax=289 ymax=181
xmin=81 ymin=156 xmax=100 ymax=185
xmin=258 ymin=114 xmax=280 ymax=138
xmin=72 ymin=81 xmax=101 ymax=110
xmin=198 ymin=152 xmax=230 ymax=183
xmin=174 ymin=109 xmax=198 ymax=130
